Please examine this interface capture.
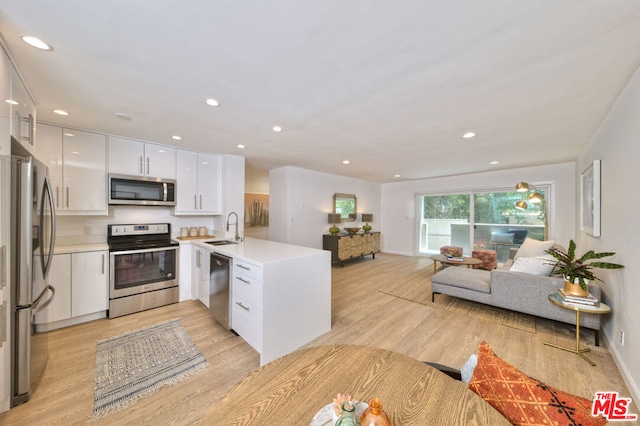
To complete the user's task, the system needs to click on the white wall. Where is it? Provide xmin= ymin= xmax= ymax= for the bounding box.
xmin=220 ymin=154 xmax=246 ymax=239
xmin=245 ymin=174 xmax=269 ymax=194
xmin=380 ymin=162 xmax=576 ymax=256
xmin=577 ymin=65 xmax=640 ymax=403
xmin=269 ymin=166 xmax=381 ymax=249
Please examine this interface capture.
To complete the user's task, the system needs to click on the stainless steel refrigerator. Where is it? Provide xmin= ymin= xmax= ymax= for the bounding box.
xmin=10 ymin=139 xmax=56 ymax=407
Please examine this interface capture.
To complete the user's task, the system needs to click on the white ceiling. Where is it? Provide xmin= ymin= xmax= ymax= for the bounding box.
xmin=1 ymin=1 xmax=640 ymax=183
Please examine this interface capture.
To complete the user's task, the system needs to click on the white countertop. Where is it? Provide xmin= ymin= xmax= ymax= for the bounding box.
xmin=186 ymin=237 xmax=328 ymax=265
xmin=52 ymin=242 xmax=109 ymax=254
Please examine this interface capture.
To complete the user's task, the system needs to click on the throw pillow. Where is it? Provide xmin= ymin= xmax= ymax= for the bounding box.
xmin=460 ymin=354 xmax=478 ymax=383
xmin=514 ymin=238 xmax=555 ymax=259
xmin=509 ymin=255 xmax=556 ymax=276
xmin=490 ymin=232 xmax=514 ymax=244
xmin=468 ymin=342 xmax=606 ymax=426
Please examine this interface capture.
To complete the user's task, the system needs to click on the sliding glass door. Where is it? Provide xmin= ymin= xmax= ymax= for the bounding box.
xmin=417 ymin=186 xmax=548 ymax=263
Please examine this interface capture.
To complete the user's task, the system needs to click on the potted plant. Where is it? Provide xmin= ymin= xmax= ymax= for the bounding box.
xmin=545 ymin=240 xmax=624 ymax=297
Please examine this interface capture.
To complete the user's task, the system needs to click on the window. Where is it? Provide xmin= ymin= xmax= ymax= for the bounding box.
xmin=417 ymin=186 xmax=548 ymax=263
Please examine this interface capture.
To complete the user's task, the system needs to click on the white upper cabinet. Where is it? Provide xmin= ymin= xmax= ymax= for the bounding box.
xmin=175 ymin=149 xmax=221 ymax=215
xmin=0 ymin=48 xmax=11 ymax=154
xmin=8 ymin=63 xmax=36 ymax=153
xmin=108 ymin=136 xmax=176 ymax=179
xmin=36 ymin=123 xmax=107 ymax=214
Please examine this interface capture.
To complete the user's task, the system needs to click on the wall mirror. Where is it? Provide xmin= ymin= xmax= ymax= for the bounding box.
xmin=334 ymin=193 xmax=357 ymax=222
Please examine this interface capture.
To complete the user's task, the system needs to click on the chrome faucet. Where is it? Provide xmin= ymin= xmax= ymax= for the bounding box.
xmin=226 ymin=211 xmax=241 ymax=241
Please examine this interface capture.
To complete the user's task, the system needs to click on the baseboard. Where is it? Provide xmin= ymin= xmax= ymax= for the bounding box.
xmin=603 ymin=328 xmax=640 ymax=407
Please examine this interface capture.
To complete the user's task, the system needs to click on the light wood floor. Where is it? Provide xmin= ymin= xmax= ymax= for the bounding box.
xmin=1 ymin=253 xmax=635 ymax=425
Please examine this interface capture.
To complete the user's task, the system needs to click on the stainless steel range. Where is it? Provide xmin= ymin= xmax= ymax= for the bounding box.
xmin=107 ymin=223 xmax=179 ymax=318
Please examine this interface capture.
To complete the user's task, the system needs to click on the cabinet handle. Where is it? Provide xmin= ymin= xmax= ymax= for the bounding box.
xmin=199 ymin=194 xmax=202 ymax=210
xmin=66 ymin=187 xmax=69 ymax=208
xmin=194 ymin=195 xmax=197 ymax=210
xmin=146 ymin=157 xmax=150 ymax=175
xmin=0 ymin=246 xmax=6 ymax=288
xmin=235 ymin=301 xmax=250 ymax=312
xmin=56 ymin=187 xmax=60 ymax=208
xmin=237 ymin=264 xmax=251 ymax=271
xmin=196 ymin=250 xmax=201 ymax=268
xmin=236 ymin=276 xmax=250 ymax=285
xmin=139 ymin=156 xmax=144 ymax=175
xmin=27 ymin=113 xmax=34 ymax=145
xmin=102 ymin=254 xmax=105 ymax=275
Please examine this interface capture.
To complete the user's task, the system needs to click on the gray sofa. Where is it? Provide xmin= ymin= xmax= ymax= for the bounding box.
xmin=430 ymin=260 xmax=604 ymax=345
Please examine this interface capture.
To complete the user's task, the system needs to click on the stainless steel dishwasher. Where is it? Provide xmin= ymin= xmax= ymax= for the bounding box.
xmin=209 ymin=252 xmax=232 ymax=330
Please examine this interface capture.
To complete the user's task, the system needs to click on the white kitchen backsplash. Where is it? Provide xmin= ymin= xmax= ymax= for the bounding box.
xmin=55 ymin=205 xmax=219 ymax=244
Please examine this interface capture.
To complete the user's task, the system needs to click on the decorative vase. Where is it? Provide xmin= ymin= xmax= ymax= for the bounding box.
xmin=336 ymin=401 xmax=360 ymax=425
xmin=360 ymin=398 xmax=392 ymax=426
xmin=329 ymin=225 xmax=340 ymax=235
xmin=362 ymin=223 xmax=372 ymax=233
xmin=564 ymin=277 xmax=589 ymax=297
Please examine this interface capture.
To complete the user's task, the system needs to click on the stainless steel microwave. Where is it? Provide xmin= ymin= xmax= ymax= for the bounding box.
xmin=109 ymin=174 xmax=176 ymax=206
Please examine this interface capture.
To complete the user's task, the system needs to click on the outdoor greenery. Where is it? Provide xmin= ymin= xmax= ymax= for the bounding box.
xmin=422 ymin=191 xmax=544 ymax=224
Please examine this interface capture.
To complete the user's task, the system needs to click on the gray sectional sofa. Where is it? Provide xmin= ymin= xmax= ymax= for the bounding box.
xmin=430 ymin=257 xmax=604 ymax=345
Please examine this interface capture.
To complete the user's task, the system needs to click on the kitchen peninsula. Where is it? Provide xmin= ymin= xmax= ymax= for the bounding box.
xmin=181 ymin=237 xmax=332 ymax=366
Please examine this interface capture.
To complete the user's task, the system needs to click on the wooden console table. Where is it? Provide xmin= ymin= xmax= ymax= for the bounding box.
xmin=202 ymin=344 xmax=510 ymax=425
xmin=323 ymin=232 xmax=380 ymax=265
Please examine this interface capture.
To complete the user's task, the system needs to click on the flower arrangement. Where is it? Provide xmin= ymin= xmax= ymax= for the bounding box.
xmin=333 ymin=393 xmax=354 ymax=416
xmin=474 ymin=243 xmax=486 ymax=249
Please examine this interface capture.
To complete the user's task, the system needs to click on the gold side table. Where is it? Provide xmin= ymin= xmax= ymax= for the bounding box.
xmin=544 ymin=294 xmax=611 ymax=366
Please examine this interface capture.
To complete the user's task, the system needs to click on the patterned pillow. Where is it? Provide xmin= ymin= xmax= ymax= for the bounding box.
xmin=468 ymin=342 xmax=607 ymax=426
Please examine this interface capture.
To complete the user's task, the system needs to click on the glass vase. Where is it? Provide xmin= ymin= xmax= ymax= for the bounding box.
xmin=336 ymin=400 xmax=360 ymax=425
xmin=359 ymin=398 xmax=392 ymax=426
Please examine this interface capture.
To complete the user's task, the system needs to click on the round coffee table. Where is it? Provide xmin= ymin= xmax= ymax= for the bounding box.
xmin=429 ymin=254 xmax=483 ymax=274
xmin=202 ymin=344 xmax=510 ymax=425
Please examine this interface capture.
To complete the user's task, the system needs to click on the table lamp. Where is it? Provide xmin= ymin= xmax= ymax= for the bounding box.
xmin=361 ymin=213 xmax=373 ymax=233
xmin=328 ymin=213 xmax=341 ymax=235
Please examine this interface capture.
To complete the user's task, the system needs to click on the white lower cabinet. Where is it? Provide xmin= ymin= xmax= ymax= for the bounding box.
xmin=231 ymin=294 xmax=262 ymax=351
xmin=34 ymin=250 xmax=108 ymax=330
xmin=71 ymin=251 xmax=108 ymax=317
xmin=231 ymin=260 xmax=263 ymax=353
xmin=192 ymin=245 xmax=212 ymax=308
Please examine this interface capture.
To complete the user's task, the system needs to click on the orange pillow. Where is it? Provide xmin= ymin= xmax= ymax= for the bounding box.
xmin=468 ymin=342 xmax=607 ymax=426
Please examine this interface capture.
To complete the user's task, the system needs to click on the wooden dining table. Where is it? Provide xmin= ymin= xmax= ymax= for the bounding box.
xmin=202 ymin=344 xmax=509 ymax=425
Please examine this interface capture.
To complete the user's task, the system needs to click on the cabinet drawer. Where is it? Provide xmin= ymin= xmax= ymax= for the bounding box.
xmin=233 ymin=259 xmax=262 ymax=280
xmin=232 ymin=295 xmax=262 ymax=352
xmin=233 ymin=272 xmax=262 ymax=307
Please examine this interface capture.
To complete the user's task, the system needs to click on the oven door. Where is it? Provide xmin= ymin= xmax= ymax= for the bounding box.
xmin=109 ymin=246 xmax=178 ymax=299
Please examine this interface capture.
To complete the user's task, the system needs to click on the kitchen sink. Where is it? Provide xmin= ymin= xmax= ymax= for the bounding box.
xmin=206 ymin=240 xmax=239 ymax=246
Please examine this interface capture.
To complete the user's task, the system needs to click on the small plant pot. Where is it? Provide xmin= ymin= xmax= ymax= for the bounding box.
xmin=564 ymin=278 xmax=589 ymax=297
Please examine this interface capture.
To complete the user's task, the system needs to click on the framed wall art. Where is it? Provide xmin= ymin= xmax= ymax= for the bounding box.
xmin=581 ymin=160 xmax=601 ymax=237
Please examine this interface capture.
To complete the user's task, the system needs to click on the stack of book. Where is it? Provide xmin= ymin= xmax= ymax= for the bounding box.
xmin=443 ymin=253 xmax=464 ymax=262
xmin=553 ymin=288 xmax=600 ymax=308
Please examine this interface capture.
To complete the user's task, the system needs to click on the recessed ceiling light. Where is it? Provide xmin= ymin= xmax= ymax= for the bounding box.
xmin=114 ymin=112 xmax=132 ymax=121
xmin=490 ymin=161 xmax=499 ymax=165
xmin=463 ymin=132 xmax=476 ymax=139
xmin=172 ymin=135 xmax=182 ymax=140
xmin=273 ymin=126 xmax=283 ymax=132
xmin=394 ymin=174 xmax=401 ymax=178
xmin=53 ymin=109 xmax=69 ymax=116
xmin=20 ymin=35 xmax=52 ymax=51
xmin=237 ymin=144 xmax=245 ymax=149
xmin=205 ymin=98 xmax=220 ymax=107
xmin=5 ymin=99 xmax=19 ymax=105
xmin=343 ymin=160 xmax=350 ymax=165
xmin=64 ymin=132 xmax=74 ymax=137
